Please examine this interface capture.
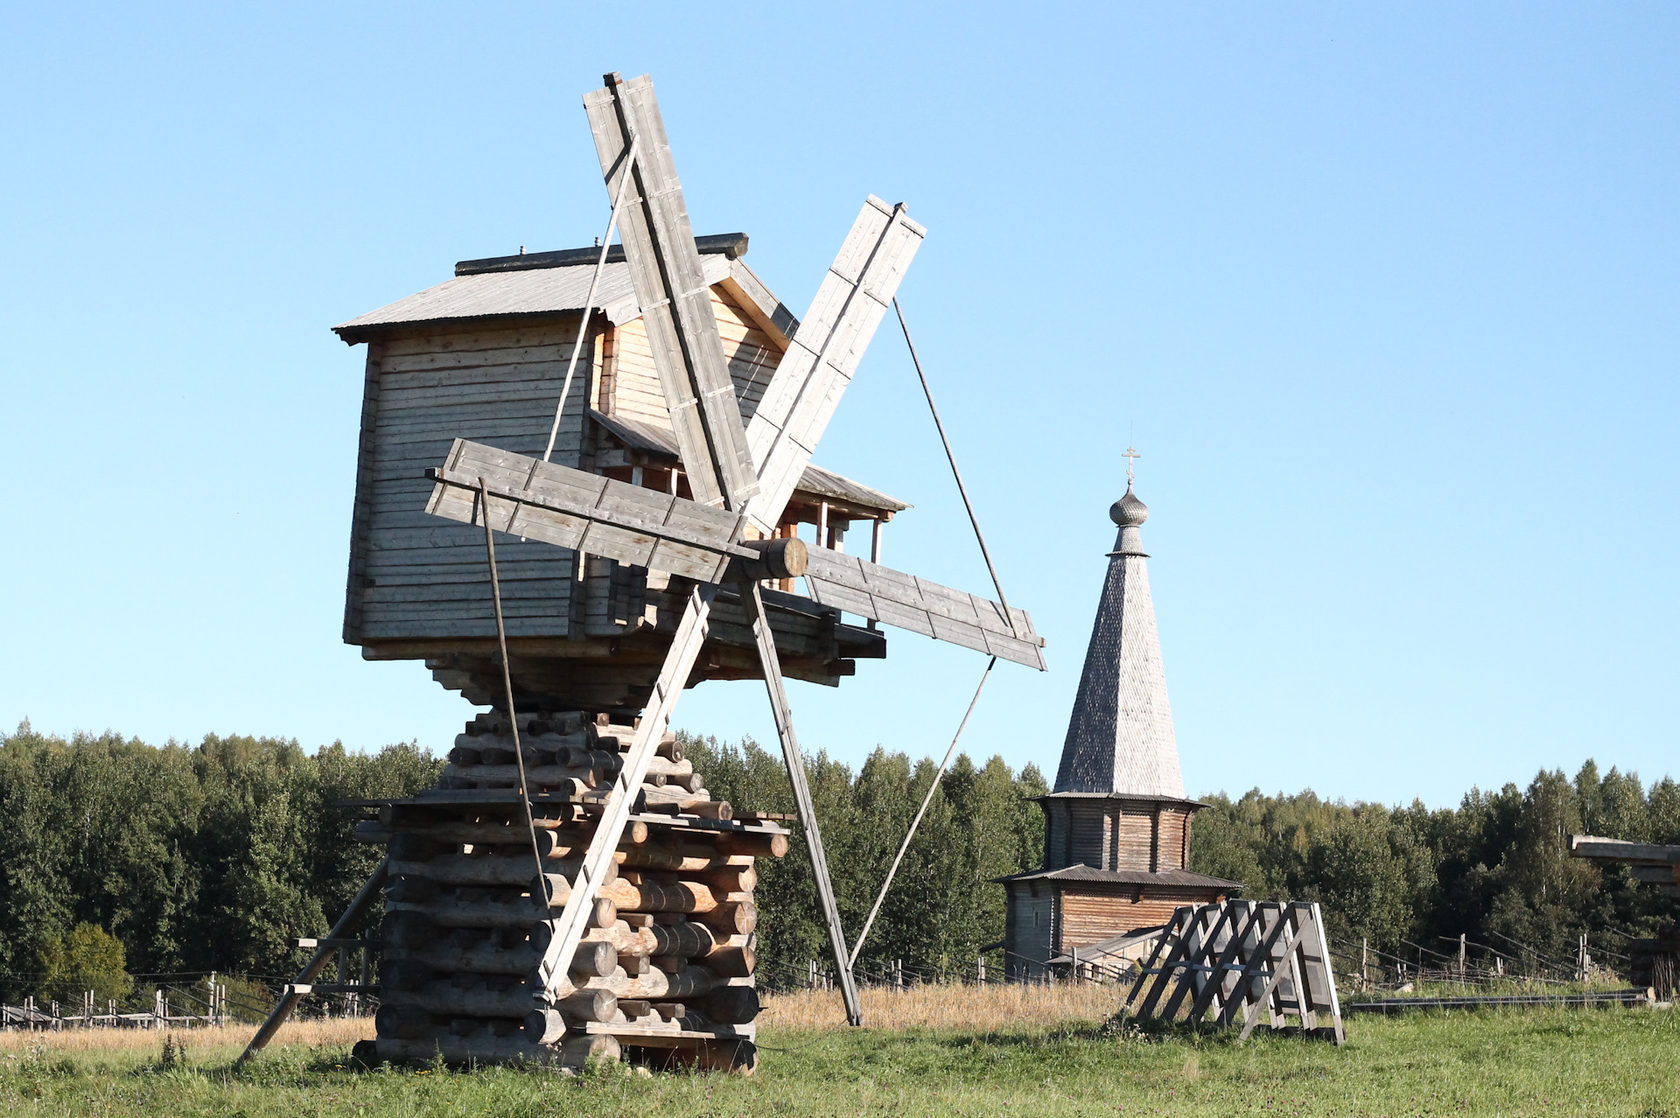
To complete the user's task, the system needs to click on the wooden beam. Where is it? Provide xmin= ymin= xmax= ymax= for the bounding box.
xmin=239 ymin=859 xmax=388 ymax=1063
xmin=582 ymin=74 xmax=758 ymax=510
xmin=1570 ymin=835 xmax=1680 ymax=864
xmin=744 ymin=197 xmax=924 ymax=537
xmin=740 ymin=581 xmax=863 ymax=1025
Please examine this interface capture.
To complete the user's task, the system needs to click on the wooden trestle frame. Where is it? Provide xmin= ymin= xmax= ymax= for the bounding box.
xmin=1120 ymin=900 xmax=1345 ymax=1044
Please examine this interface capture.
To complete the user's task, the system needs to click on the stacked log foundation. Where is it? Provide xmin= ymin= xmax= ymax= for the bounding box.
xmin=357 ymin=710 xmax=785 ymax=1074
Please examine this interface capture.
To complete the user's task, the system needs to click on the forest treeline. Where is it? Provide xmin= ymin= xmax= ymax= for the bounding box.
xmin=0 ymin=721 xmax=1675 ymax=1002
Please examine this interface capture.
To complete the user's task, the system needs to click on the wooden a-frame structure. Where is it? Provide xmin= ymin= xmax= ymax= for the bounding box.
xmin=1120 ymin=899 xmax=1345 ymax=1044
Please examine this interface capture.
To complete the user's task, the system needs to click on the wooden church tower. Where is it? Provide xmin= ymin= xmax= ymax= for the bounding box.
xmin=1000 ymin=471 xmax=1238 ymax=977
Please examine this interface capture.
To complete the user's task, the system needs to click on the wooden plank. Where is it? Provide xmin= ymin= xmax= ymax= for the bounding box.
xmin=1570 ymin=836 xmax=1680 ymax=864
xmin=380 ymin=344 xmax=583 ymax=374
xmin=800 ymin=545 xmax=1045 ymax=669
xmin=344 ymin=341 xmax=387 ymax=643
xmin=377 ymin=363 xmax=570 ymax=392
xmin=535 ymin=582 xmax=720 ymax=995
xmin=379 ymin=323 xmax=585 ymax=358
xmin=583 ymin=74 xmax=758 ymax=509
xmin=379 ymin=382 xmax=589 ymax=411
xmin=424 ymin=439 xmax=745 ymax=584
xmin=744 ymin=197 xmax=924 ymax=535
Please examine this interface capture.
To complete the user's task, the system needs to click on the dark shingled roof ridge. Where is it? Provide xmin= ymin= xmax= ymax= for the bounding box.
xmin=456 ymin=233 xmax=750 ymax=277
xmin=993 ymin=865 xmax=1242 ymax=890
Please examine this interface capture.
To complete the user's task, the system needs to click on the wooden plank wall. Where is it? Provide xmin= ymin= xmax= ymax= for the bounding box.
xmin=1070 ymin=805 xmax=1110 ymax=869
xmin=346 ymin=320 xmax=591 ymax=642
xmin=1060 ymin=892 xmax=1188 ymax=951
xmin=1044 ymin=799 xmax=1069 ymax=869
xmin=1164 ymin=808 xmax=1192 ymax=871
xmin=1005 ymin=884 xmax=1055 ymax=977
xmin=1115 ymin=806 xmax=1155 ymax=871
xmin=601 ymin=286 xmax=784 ymax=428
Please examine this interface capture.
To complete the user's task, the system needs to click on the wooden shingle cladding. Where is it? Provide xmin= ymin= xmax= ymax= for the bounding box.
xmin=343 ymin=318 xmax=594 ymax=645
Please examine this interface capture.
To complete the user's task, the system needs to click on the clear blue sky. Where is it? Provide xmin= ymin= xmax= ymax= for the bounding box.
xmin=3 ymin=3 xmax=1675 ymax=808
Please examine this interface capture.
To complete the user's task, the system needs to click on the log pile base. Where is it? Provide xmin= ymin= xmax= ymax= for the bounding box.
xmin=359 ymin=710 xmax=785 ymax=1074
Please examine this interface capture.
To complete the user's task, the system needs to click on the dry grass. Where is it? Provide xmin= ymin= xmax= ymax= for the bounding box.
xmin=0 ymin=985 xmax=1112 ymax=1057
xmin=0 ymin=1016 xmax=372 ymax=1055
xmin=760 ymin=980 xmax=1120 ymax=1032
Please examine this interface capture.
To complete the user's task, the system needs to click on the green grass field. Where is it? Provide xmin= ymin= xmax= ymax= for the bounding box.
xmin=2 ymin=990 xmax=1675 ymax=1117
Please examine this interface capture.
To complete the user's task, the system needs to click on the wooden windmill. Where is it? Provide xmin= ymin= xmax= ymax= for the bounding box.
xmin=246 ymin=72 xmax=1044 ymax=1072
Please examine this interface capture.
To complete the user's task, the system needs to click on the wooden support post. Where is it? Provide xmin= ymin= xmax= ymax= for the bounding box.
xmin=239 ymin=858 xmax=389 ymax=1063
xmin=1458 ymin=933 xmax=1467 ymax=982
xmin=741 ymin=581 xmax=863 ymax=1025
xmin=534 ymin=584 xmax=720 ymax=1001
xmin=1360 ymin=938 xmax=1369 ymax=992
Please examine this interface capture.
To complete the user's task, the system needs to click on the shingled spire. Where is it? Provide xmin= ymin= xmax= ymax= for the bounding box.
xmin=1053 ymin=478 xmax=1184 ymax=798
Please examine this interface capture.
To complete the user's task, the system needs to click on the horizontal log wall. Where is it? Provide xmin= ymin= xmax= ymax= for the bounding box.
xmin=1058 ymin=890 xmax=1194 ymax=952
xmin=346 ymin=320 xmax=591 ymax=644
xmin=372 ymin=709 xmax=781 ymax=1074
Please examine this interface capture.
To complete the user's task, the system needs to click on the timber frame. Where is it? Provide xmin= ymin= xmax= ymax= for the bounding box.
xmin=1121 ymin=900 xmax=1345 ymax=1044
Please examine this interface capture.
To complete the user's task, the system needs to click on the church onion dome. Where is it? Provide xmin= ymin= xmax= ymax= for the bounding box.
xmin=1109 ymin=483 xmax=1149 ymax=558
xmin=1110 ymin=485 xmax=1149 ymax=528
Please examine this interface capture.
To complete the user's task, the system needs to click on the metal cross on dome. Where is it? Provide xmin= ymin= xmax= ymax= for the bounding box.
xmin=423 ymin=72 xmax=1045 ymax=1029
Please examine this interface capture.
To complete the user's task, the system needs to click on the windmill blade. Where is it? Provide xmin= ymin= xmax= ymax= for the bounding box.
xmin=744 ymin=197 xmax=925 ymax=535
xmin=583 ymin=73 xmax=759 ymax=510
xmin=801 ymin=546 xmax=1046 ymax=670
xmin=425 ymin=439 xmax=813 ymax=585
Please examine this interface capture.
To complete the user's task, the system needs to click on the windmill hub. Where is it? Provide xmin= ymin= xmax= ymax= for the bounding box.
xmin=735 ymin=536 xmax=807 ymax=582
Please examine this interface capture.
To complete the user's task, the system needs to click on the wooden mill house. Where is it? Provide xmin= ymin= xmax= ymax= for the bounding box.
xmin=999 ymin=479 xmax=1239 ymax=978
xmin=335 ymin=234 xmax=908 ymax=711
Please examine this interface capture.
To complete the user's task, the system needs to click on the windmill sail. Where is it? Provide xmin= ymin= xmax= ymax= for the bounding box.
xmin=583 ymin=74 xmax=760 ymax=509
xmin=425 ymin=438 xmax=1043 ymax=669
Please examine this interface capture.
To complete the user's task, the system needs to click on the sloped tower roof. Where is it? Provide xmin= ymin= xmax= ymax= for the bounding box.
xmin=1053 ymin=481 xmax=1185 ymax=798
